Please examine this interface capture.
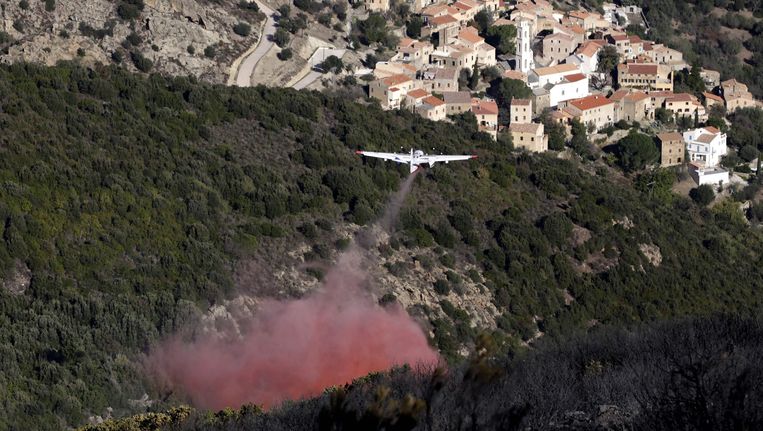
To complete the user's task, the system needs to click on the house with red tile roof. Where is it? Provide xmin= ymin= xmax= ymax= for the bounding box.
xmin=561 ymin=94 xmax=615 ymax=131
xmin=472 ymin=98 xmax=500 ymax=139
xmin=617 ymin=62 xmax=673 ymax=91
xmin=369 ymin=74 xmax=415 ymax=110
xmin=509 ymin=122 xmax=548 ymax=152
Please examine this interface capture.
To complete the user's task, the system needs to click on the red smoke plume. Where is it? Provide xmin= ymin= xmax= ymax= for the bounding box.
xmin=148 ymin=171 xmax=438 ymax=410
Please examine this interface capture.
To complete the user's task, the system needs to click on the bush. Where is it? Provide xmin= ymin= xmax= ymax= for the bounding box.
xmin=239 ymin=0 xmax=259 ymax=12
xmin=12 ymin=19 xmax=24 ymax=33
xmin=273 ymin=28 xmax=290 ymax=47
xmin=117 ymin=0 xmax=144 ymax=20
xmin=126 ymin=32 xmax=143 ymax=46
xmin=739 ymin=145 xmax=758 ymax=162
xmin=433 ymin=279 xmax=451 ymax=295
xmin=19 ymin=0 xmax=29 ymax=10
xmin=45 ymin=0 xmax=55 ymax=11
xmin=130 ymin=51 xmax=153 ymax=72
xmin=204 ymin=45 xmax=217 ymax=58
xmin=690 ymin=184 xmax=715 ymax=206
xmin=111 ymin=50 xmax=123 ymax=63
xmin=277 ymin=48 xmax=293 ymax=61
xmin=186 ymin=45 xmax=196 ymax=55
xmin=233 ymin=22 xmax=252 ymax=37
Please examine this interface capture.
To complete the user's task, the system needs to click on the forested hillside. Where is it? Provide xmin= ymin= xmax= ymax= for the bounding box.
xmin=1 ymin=63 xmax=763 ymax=429
xmin=84 ymin=316 xmax=763 ymax=430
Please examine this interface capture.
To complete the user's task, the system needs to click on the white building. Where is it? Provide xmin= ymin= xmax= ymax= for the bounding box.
xmin=527 ymin=63 xmax=581 ymax=89
xmin=683 ymin=126 xmax=727 ymax=168
xmin=548 ymin=73 xmax=589 ymax=107
xmin=517 ymin=19 xmax=535 ymax=73
xmin=689 ymin=163 xmax=730 ymax=186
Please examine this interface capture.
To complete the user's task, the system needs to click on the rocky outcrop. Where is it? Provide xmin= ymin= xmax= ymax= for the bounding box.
xmin=2 ymin=260 xmax=31 ymax=296
xmin=0 ymin=0 xmax=262 ymax=83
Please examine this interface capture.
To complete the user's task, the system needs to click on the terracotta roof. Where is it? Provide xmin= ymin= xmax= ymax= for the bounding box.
xmin=648 ymin=91 xmax=674 ymax=98
xmin=628 ymin=35 xmax=643 ymax=43
xmin=611 ymin=34 xmax=629 ymax=41
xmin=657 ymin=132 xmax=683 ymax=142
xmin=397 ymin=38 xmax=415 ymax=48
xmin=511 ymin=98 xmax=531 ymax=106
xmin=381 ymin=74 xmax=412 ymax=86
xmin=422 ymin=95 xmax=445 ymax=107
xmin=472 ymin=99 xmax=499 ymax=115
xmin=569 ymin=94 xmax=614 ymax=111
xmin=429 ymin=15 xmax=458 ymax=26
xmin=509 ymin=122 xmax=543 ymax=133
xmin=696 ymin=133 xmax=716 ymax=144
xmin=608 ymin=89 xmax=630 ymax=102
xmin=407 ymin=88 xmax=429 ymax=99
xmin=568 ymin=10 xmax=592 ymax=19
xmin=624 ymin=92 xmax=650 ymax=102
xmin=703 ymin=92 xmax=724 ymax=103
xmin=442 ymin=91 xmax=471 ymax=104
xmin=422 ymin=4 xmax=449 ymax=16
xmin=665 ymin=93 xmax=695 ymax=103
xmin=503 ymin=70 xmax=527 ymax=80
xmin=704 ymin=126 xmax=721 ymax=134
xmin=545 ymin=32 xmax=575 ymax=42
xmin=564 ymin=73 xmax=586 ymax=83
xmin=643 ymin=42 xmax=653 ymax=51
xmin=576 ymin=40 xmax=604 ymax=57
xmin=564 ymin=24 xmax=586 ymax=35
xmin=532 ymin=63 xmax=580 ymax=76
xmin=458 ymin=29 xmax=484 ymax=44
xmin=620 ymin=63 xmax=658 ymax=75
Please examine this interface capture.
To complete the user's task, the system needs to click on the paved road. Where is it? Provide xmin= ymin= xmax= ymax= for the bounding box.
xmin=291 ymin=47 xmax=346 ymax=90
xmin=235 ymin=1 xmax=276 ymax=87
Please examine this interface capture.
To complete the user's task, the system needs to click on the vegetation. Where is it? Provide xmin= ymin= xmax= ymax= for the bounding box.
xmin=485 ymin=25 xmax=517 ymax=55
xmin=616 ymin=131 xmax=659 ymax=172
xmin=87 ymin=316 xmax=763 ymax=431
xmin=1 ymin=63 xmax=763 ymax=429
xmin=233 ymin=22 xmax=252 ymax=37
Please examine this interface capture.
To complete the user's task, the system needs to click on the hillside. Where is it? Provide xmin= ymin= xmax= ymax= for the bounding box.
xmin=0 ymin=0 xmax=263 ymax=82
xmin=1 ymin=63 xmax=763 ymax=429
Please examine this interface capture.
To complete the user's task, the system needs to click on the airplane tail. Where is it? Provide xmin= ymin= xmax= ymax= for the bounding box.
xmin=410 ymin=148 xmax=416 ymax=173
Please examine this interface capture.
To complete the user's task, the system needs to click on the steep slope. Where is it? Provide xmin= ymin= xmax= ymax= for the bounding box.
xmin=0 ymin=63 xmax=762 ymax=429
xmin=0 ymin=0 xmax=263 ymax=82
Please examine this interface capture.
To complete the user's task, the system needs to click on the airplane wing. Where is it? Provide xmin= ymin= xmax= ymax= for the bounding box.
xmin=355 ymin=150 xmax=412 ymax=164
xmin=421 ymin=154 xmax=478 ymax=163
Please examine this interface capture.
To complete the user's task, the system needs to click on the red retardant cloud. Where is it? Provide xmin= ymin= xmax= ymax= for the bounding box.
xmin=147 ymin=249 xmax=439 ymax=410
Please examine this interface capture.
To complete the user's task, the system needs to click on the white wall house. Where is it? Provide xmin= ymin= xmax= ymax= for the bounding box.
xmin=527 ymin=63 xmax=581 ymax=89
xmin=549 ymin=73 xmax=589 ymax=107
xmin=683 ymin=126 xmax=727 ymax=168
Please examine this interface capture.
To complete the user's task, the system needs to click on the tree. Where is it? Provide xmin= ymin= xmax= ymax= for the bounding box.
xmin=739 ymin=145 xmax=758 ymax=162
xmin=204 ymin=45 xmax=217 ymax=59
xmin=117 ymin=0 xmax=144 ymax=20
xmin=357 ymin=13 xmax=388 ymax=45
xmin=570 ymin=119 xmax=591 ymax=158
xmin=690 ymin=184 xmax=715 ymax=206
xmin=233 ymin=22 xmax=252 ymax=36
xmin=493 ymin=78 xmax=532 ymax=111
xmin=486 ymin=25 xmax=517 ymax=55
xmin=617 ymin=132 xmax=659 ymax=172
xmin=130 ymin=51 xmax=153 ymax=72
xmin=277 ymin=48 xmax=293 ymax=61
xmin=540 ymin=110 xmax=566 ymax=151
xmin=655 ymin=107 xmax=673 ymax=124
xmin=597 ymin=45 xmax=620 ymax=74
xmin=407 ymin=16 xmax=423 ymax=38
xmin=320 ymin=55 xmax=344 ymax=74
xmin=273 ymin=28 xmax=290 ymax=47
xmin=474 ymin=10 xmax=493 ymax=34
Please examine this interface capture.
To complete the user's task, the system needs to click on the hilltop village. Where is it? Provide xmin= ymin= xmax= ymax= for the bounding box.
xmin=360 ymin=0 xmax=760 ymax=187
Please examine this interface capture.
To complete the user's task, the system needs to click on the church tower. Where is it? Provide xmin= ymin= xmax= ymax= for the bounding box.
xmin=517 ymin=19 xmax=535 ymax=73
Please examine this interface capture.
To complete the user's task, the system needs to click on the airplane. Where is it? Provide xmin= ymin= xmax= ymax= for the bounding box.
xmin=355 ymin=149 xmax=477 ymax=173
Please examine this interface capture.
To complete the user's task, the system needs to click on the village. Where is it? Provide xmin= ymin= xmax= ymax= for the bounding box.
xmin=361 ymin=0 xmax=761 ymax=188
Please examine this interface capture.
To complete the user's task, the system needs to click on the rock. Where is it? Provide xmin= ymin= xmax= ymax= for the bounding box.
xmin=0 ymin=0 xmax=262 ymax=83
xmin=2 ymin=260 xmax=31 ymax=296
xmin=639 ymin=243 xmax=662 ymax=267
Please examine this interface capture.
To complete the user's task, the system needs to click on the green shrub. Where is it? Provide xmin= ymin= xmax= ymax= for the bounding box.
xmin=233 ymin=22 xmax=252 ymax=36
xmin=204 ymin=45 xmax=217 ymax=58
xmin=433 ymin=279 xmax=451 ymax=295
xmin=690 ymin=184 xmax=715 ymax=206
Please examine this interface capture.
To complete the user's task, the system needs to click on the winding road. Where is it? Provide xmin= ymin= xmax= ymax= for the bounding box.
xmin=234 ymin=0 xmax=277 ymax=87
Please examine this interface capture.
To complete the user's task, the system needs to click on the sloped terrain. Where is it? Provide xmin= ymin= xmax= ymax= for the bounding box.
xmin=0 ymin=63 xmax=762 ymax=429
xmin=0 ymin=0 xmax=263 ymax=82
